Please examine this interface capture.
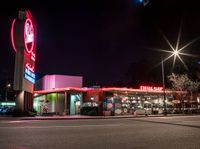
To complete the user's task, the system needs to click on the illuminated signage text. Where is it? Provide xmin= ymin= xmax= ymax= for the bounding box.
xmin=140 ymin=85 xmax=163 ymax=91
xmin=24 ymin=68 xmax=35 ymax=84
xmin=24 ymin=18 xmax=35 ymax=54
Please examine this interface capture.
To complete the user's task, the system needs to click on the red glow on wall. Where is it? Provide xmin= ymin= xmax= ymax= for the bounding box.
xmin=24 ymin=18 xmax=34 ymax=54
xmin=11 ymin=19 xmax=17 ymax=53
xmin=139 ymin=85 xmax=163 ymax=91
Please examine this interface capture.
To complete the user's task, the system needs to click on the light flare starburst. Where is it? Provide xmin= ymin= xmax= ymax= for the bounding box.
xmin=154 ymin=23 xmax=199 ymax=70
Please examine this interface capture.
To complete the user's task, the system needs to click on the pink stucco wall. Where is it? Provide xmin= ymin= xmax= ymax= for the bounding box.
xmin=35 ymin=75 xmax=83 ymax=90
xmin=55 ymin=75 xmax=82 ymax=89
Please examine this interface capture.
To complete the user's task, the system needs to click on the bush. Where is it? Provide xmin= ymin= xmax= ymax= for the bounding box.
xmin=12 ymin=108 xmax=23 ymax=117
xmin=12 ymin=108 xmax=37 ymax=117
xmin=23 ymin=110 xmax=37 ymax=117
xmin=87 ymin=111 xmax=98 ymax=116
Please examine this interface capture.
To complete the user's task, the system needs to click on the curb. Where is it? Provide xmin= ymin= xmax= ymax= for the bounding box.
xmin=1 ymin=114 xmax=200 ymax=121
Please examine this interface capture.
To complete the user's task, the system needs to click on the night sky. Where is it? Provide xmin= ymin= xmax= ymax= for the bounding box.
xmin=1 ymin=0 xmax=200 ymax=87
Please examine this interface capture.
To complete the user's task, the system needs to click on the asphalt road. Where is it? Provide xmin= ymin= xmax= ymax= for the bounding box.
xmin=0 ymin=116 xmax=200 ymax=149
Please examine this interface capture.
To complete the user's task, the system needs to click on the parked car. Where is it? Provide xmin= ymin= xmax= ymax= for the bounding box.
xmin=80 ymin=102 xmax=99 ymax=116
xmin=81 ymin=106 xmax=98 ymax=116
xmin=0 ymin=106 xmax=15 ymax=115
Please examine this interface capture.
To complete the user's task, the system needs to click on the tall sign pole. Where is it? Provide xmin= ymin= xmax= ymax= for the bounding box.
xmin=11 ymin=9 xmax=37 ymax=112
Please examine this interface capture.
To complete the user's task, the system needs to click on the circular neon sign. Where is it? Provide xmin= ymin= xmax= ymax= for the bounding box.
xmin=24 ymin=18 xmax=35 ymax=54
xmin=11 ymin=19 xmax=17 ymax=53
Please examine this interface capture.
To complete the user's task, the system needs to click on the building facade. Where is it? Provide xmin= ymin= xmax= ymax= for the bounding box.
xmin=33 ymin=75 xmax=200 ymax=116
xmin=33 ymin=86 xmax=200 ymax=116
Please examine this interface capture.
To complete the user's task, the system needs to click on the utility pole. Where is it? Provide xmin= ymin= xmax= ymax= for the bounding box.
xmin=162 ymin=60 xmax=167 ymax=116
xmin=5 ymin=83 xmax=11 ymax=102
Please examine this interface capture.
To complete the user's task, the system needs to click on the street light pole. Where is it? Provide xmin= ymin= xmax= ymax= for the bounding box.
xmin=5 ymin=87 xmax=8 ymax=102
xmin=5 ymin=83 xmax=11 ymax=102
xmin=90 ymin=96 xmax=94 ymax=107
xmin=161 ymin=60 xmax=167 ymax=115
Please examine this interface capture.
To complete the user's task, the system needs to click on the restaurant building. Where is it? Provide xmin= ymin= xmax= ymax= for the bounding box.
xmin=33 ymin=75 xmax=200 ymax=116
xmin=10 ymin=10 xmax=200 ymax=115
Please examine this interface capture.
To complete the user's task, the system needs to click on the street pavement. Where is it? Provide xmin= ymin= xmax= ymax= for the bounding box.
xmin=0 ymin=115 xmax=200 ymax=149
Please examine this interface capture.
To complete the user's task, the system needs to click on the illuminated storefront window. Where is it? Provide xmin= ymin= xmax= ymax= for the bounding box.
xmin=34 ymin=94 xmax=56 ymax=114
xmin=102 ymin=90 xmax=175 ymax=116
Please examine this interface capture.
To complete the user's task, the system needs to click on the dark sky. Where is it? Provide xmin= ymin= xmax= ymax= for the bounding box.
xmin=1 ymin=0 xmax=200 ymax=87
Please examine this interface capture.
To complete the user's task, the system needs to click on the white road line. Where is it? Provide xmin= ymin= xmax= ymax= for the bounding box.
xmin=0 ymin=124 xmax=127 ymax=129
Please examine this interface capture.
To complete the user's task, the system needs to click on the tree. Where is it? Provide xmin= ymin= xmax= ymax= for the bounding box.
xmin=168 ymin=73 xmax=200 ymax=112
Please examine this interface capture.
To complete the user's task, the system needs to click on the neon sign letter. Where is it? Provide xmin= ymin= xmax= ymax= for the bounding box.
xmin=24 ymin=18 xmax=34 ymax=54
xmin=140 ymin=85 xmax=163 ymax=91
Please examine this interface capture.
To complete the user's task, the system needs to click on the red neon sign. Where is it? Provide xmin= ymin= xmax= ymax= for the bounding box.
xmin=24 ymin=18 xmax=34 ymax=54
xmin=31 ymin=51 xmax=36 ymax=61
xmin=11 ymin=10 xmax=37 ymax=87
xmin=25 ymin=63 xmax=35 ymax=72
xmin=11 ymin=18 xmax=35 ymax=55
xmin=11 ymin=19 xmax=17 ymax=53
xmin=140 ymin=85 xmax=163 ymax=91
xmin=24 ymin=18 xmax=36 ymax=73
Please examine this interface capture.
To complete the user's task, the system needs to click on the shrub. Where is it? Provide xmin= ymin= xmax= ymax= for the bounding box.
xmin=12 ymin=108 xmax=23 ymax=117
xmin=88 ymin=111 xmax=98 ymax=116
xmin=24 ymin=110 xmax=36 ymax=117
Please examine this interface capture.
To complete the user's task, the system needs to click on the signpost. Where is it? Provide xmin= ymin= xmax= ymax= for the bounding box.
xmin=11 ymin=10 xmax=37 ymax=112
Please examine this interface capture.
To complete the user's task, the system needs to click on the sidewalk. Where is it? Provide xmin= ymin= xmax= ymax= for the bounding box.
xmin=0 ymin=115 xmax=139 ymax=121
xmin=0 ymin=114 xmax=199 ymax=121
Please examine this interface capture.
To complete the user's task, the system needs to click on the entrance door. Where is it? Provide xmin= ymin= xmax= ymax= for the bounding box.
xmin=75 ymin=101 xmax=81 ymax=115
xmin=70 ymin=94 xmax=82 ymax=115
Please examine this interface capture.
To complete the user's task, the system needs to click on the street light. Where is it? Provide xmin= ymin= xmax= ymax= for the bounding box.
xmin=156 ymin=25 xmax=199 ymax=71
xmin=155 ymin=23 xmax=199 ymax=115
xmin=162 ymin=50 xmax=180 ymax=115
xmin=7 ymin=83 xmax=11 ymax=88
xmin=174 ymin=50 xmax=179 ymax=56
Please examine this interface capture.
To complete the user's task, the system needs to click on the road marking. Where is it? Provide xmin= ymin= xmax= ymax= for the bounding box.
xmin=8 ymin=121 xmax=26 ymax=123
xmin=0 ymin=120 xmax=41 ymax=124
xmin=0 ymin=124 xmax=128 ymax=129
